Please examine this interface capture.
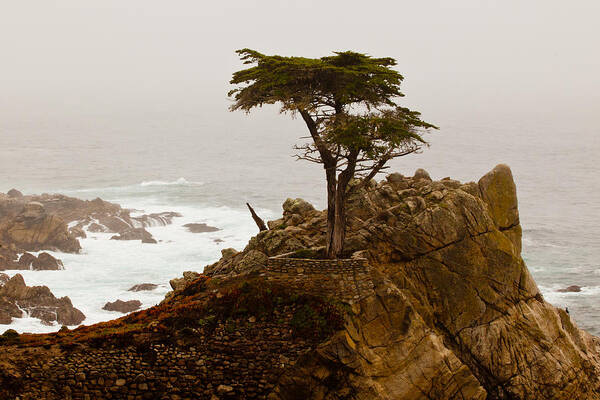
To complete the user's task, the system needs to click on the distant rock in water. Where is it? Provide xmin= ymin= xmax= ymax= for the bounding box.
xmin=110 ymin=228 xmax=156 ymax=243
xmin=32 ymin=252 xmax=64 ymax=271
xmin=128 ymin=283 xmax=158 ymax=292
xmin=0 ymin=274 xmax=84 ymax=326
xmin=17 ymin=252 xmax=37 ymax=268
xmin=183 ymin=223 xmax=220 ymax=233
xmin=558 ymin=285 xmax=582 ymax=293
xmin=8 ymin=252 xmax=64 ymax=271
xmin=102 ymin=299 xmax=142 ymax=313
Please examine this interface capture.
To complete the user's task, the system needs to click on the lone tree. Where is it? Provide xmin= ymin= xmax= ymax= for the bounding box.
xmin=229 ymin=49 xmax=437 ymax=258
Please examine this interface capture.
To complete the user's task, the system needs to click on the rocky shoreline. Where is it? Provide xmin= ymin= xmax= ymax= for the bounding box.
xmin=1 ymin=165 xmax=597 ymax=399
xmin=0 ymin=191 xmax=186 ymax=328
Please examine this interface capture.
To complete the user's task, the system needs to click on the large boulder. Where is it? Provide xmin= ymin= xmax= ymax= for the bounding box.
xmin=169 ymin=271 xmax=202 ymax=292
xmin=31 ymin=253 xmax=63 ymax=271
xmin=478 ymin=163 xmax=519 ymax=229
xmin=3 ymin=203 xmax=81 ymax=253
xmin=0 ymin=274 xmax=84 ymax=325
xmin=17 ymin=252 xmax=37 ymax=268
xmin=282 ymin=198 xmax=316 ymax=216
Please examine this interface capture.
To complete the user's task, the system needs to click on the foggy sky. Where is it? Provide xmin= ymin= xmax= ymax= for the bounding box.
xmin=1 ymin=0 xmax=599 ymax=127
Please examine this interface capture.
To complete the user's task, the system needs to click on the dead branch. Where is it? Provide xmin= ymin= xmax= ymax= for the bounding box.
xmin=246 ymin=203 xmax=268 ymax=232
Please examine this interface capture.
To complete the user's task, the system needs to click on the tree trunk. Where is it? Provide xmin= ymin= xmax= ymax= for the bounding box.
xmin=327 ymin=152 xmax=357 ymax=259
xmin=328 ymin=186 xmax=346 ymax=258
xmin=325 ymin=168 xmax=337 ymax=258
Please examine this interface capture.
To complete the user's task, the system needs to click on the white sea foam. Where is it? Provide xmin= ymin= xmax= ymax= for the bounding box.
xmin=3 ymin=200 xmax=275 ymax=334
xmin=140 ymin=177 xmax=202 ymax=187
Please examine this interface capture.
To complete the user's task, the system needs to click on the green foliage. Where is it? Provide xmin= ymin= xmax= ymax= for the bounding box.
xmin=229 ymin=48 xmax=437 ymax=181
xmin=230 ymin=49 xmax=437 ymax=257
xmin=229 ymin=49 xmax=404 ymax=113
xmin=290 ymin=302 xmax=346 ymax=339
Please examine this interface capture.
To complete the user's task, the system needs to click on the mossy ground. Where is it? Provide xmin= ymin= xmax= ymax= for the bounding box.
xmin=3 ymin=274 xmax=347 ymax=350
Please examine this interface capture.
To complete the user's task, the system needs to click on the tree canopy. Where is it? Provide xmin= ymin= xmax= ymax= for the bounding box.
xmin=230 ymin=49 xmax=437 ymax=258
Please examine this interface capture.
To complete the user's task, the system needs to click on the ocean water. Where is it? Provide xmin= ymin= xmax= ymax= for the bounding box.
xmin=1 ymin=112 xmax=599 ymax=334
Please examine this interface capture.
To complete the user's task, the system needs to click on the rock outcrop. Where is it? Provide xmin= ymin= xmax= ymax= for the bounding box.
xmin=102 ymin=299 xmax=142 ymax=313
xmin=1 ymin=202 xmax=81 ymax=254
xmin=1 ymin=252 xmax=64 ymax=272
xmin=199 ymin=164 xmax=600 ymax=399
xmin=559 ymin=285 xmax=583 ymax=293
xmin=0 ymin=192 xmax=182 ymax=264
xmin=0 ymin=274 xmax=84 ymax=326
xmin=1 ymin=165 xmax=599 ymax=400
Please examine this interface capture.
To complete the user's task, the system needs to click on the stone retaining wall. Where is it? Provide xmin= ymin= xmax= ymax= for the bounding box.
xmin=3 ymin=314 xmax=313 ymax=400
xmin=266 ymin=257 xmax=374 ymax=302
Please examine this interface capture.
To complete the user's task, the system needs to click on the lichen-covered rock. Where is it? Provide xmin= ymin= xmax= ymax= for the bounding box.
xmin=169 ymin=271 xmax=202 ymax=292
xmin=478 ymin=163 xmax=519 ymax=229
xmin=282 ymin=198 xmax=316 ymax=216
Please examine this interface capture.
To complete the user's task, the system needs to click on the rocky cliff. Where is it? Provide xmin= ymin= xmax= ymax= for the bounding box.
xmin=1 ymin=165 xmax=599 ymax=400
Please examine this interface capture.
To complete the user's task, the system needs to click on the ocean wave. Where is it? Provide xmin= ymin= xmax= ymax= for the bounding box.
xmin=522 ymin=236 xmax=567 ymax=249
xmin=140 ymin=177 xmax=203 ymax=187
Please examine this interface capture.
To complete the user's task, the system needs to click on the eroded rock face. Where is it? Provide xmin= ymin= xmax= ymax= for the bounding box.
xmin=0 ymin=274 xmax=84 ymax=325
xmin=203 ymin=164 xmax=600 ymax=399
xmin=0 ymin=193 xmax=181 ymax=256
xmin=102 ymin=299 xmax=142 ymax=313
xmin=2 ymin=165 xmax=600 ymax=400
xmin=1 ymin=203 xmax=81 ymax=254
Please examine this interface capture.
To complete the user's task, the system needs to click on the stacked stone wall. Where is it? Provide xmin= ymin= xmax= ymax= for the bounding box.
xmin=266 ymin=257 xmax=374 ymax=302
xmin=2 ymin=316 xmax=313 ymax=400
